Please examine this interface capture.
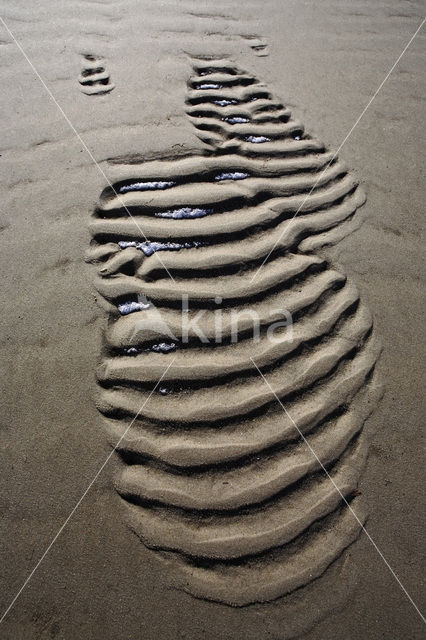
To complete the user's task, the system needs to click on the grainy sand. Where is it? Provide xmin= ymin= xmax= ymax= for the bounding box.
xmin=0 ymin=1 xmax=424 ymax=638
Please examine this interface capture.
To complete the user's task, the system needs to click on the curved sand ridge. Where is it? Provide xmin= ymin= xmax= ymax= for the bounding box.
xmin=78 ymin=54 xmax=115 ymax=96
xmin=87 ymin=58 xmax=382 ymax=605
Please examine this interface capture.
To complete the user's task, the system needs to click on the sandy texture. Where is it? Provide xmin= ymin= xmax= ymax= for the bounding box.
xmin=0 ymin=1 xmax=424 ymax=638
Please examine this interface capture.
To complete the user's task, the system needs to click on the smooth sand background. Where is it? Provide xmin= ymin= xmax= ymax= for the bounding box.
xmin=0 ymin=1 xmax=424 ymax=638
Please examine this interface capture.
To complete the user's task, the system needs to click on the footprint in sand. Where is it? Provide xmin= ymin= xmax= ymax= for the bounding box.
xmin=86 ymin=58 xmax=382 ymax=606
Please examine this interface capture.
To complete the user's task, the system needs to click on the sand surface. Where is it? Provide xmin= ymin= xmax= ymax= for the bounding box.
xmin=0 ymin=1 xmax=425 ymax=638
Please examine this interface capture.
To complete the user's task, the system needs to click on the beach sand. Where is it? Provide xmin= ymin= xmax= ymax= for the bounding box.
xmin=0 ymin=1 xmax=424 ymax=638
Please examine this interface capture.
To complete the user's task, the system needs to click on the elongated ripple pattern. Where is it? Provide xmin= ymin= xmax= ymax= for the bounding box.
xmin=87 ymin=59 xmax=382 ymax=606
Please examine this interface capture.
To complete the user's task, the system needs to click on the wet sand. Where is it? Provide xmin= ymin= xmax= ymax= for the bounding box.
xmin=0 ymin=1 xmax=424 ymax=638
